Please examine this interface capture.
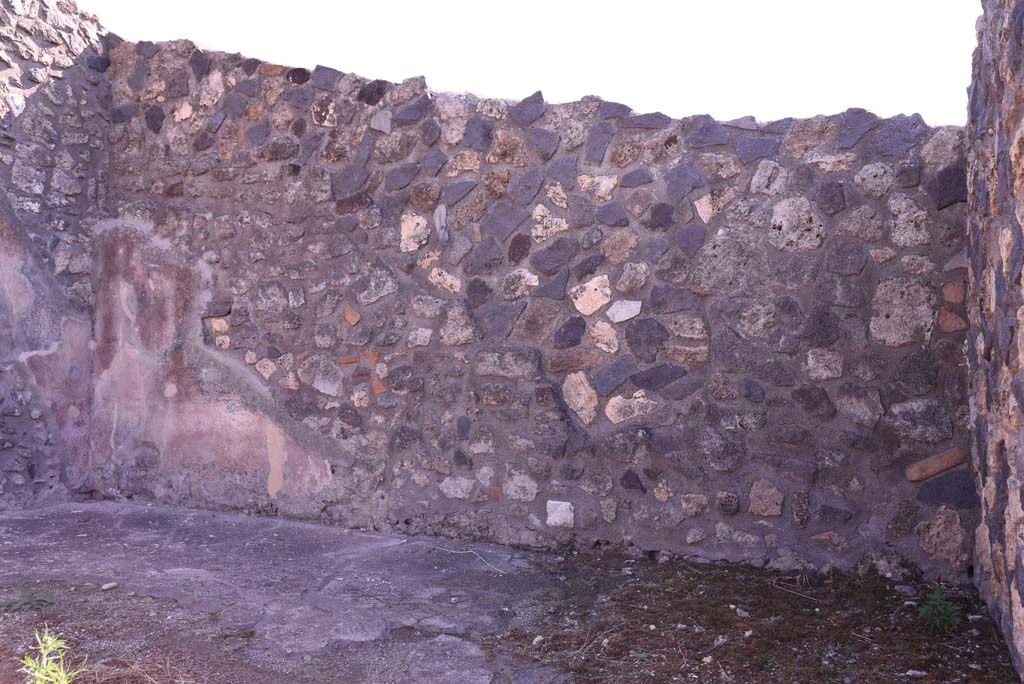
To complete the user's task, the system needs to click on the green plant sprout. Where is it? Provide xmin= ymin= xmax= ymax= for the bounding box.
xmin=18 ymin=626 xmax=87 ymax=684
xmin=1 ymin=592 xmax=54 ymax=613
xmin=918 ymin=586 xmax=960 ymax=631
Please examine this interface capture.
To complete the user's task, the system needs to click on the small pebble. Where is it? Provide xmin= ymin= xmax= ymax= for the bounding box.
xmin=532 ymin=635 xmax=544 ymax=646
xmin=101 ymin=582 xmax=118 ymax=591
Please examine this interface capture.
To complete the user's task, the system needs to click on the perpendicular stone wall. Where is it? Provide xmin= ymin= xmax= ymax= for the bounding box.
xmin=0 ymin=0 xmax=107 ymax=511
xmin=88 ymin=34 xmax=974 ymax=577
xmin=968 ymin=0 xmax=1024 ymax=673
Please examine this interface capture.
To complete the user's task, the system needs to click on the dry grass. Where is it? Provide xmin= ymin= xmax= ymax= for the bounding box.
xmin=84 ymin=658 xmax=206 ymax=684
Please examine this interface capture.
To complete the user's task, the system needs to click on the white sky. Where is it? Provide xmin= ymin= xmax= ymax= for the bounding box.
xmin=78 ymin=0 xmax=980 ymax=126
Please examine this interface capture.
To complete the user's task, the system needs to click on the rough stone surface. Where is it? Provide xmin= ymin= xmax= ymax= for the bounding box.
xmin=569 ymin=275 xmax=611 ymax=315
xmin=769 ymin=197 xmax=824 ymax=250
xmin=606 ymin=299 xmax=642 ymax=323
xmin=563 ymin=371 xmax=598 ymax=425
xmin=869 ymin=278 xmax=936 ymax=346
xmin=967 ymin=9 xmax=1024 ymax=671
xmin=748 ymin=479 xmax=784 ymax=517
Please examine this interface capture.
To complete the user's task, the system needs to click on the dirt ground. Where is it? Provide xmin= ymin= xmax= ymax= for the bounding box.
xmin=0 ymin=502 xmax=1017 ymax=684
xmin=488 ymin=554 xmax=1019 ymax=684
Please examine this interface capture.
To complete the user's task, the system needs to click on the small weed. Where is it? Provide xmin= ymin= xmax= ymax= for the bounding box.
xmin=918 ymin=586 xmax=960 ymax=631
xmin=1 ymin=592 xmax=54 ymax=613
xmin=18 ymin=626 xmax=87 ymax=684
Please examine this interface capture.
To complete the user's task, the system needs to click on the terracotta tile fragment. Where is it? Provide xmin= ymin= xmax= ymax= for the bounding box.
xmin=905 ymin=447 xmax=967 ymax=481
xmin=938 ymin=308 xmax=967 ymax=332
xmin=942 ymin=280 xmax=965 ymax=303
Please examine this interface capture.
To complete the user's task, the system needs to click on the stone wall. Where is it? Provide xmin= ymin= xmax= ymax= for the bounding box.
xmin=0 ymin=0 xmax=983 ymax=585
xmin=967 ymin=0 xmax=1024 ymax=672
xmin=81 ymin=35 xmax=974 ymax=577
xmin=0 ymin=0 xmax=107 ymax=510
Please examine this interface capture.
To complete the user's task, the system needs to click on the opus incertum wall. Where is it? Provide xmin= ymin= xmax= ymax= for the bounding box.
xmin=0 ymin=0 xmax=979 ymax=588
xmin=968 ymin=0 xmax=1024 ymax=672
xmin=92 ymin=35 xmax=974 ymax=577
xmin=0 ymin=0 xmax=106 ymax=512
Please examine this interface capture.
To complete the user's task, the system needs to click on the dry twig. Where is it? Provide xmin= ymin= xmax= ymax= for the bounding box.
xmin=427 ymin=545 xmax=506 ymax=575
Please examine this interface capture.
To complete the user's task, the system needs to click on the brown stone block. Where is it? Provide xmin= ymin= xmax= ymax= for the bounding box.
xmin=905 ymin=447 xmax=967 ymax=481
xmin=371 ymin=378 xmax=386 ymax=395
xmin=258 ymin=63 xmax=286 ymax=77
xmin=336 ymin=354 xmax=359 ymax=365
xmin=364 ymin=350 xmax=380 ymax=364
xmin=546 ymin=349 xmax=603 ymax=374
xmin=343 ymin=305 xmax=361 ymax=326
xmin=664 ymin=342 xmax=709 ymax=365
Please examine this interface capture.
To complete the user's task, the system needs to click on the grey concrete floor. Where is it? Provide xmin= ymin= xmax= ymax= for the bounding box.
xmin=0 ymin=502 xmax=571 ymax=683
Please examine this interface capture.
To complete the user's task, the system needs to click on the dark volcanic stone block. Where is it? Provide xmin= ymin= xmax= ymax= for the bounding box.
xmin=915 ymin=469 xmax=980 ymax=509
xmin=732 ymin=134 xmax=780 ymax=163
xmin=531 ymin=238 xmax=579 ymax=275
xmin=585 ymin=121 xmax=615 ymax=163
xmin=868 ymin=114 xmax=928 ymax=157
xmin=622 ymin=112 xmax=671 ymax=129
xmin=510 ymin=90 xmax=545 ymax=127
xmin=686 ymin=114 xmax=728 ymax=148
xmin=553 ymin=316 xmax=587 ymax=348
xmin=838 ymin=107 xmax=878 ymax=149
xmin=464 ymin=115 xmax=495 ymax=150
xmin=481 ymin=202 xmax=529 ymax=242
xmin=620 ymin=168 xmax=653 ymax=188
xmin=527 ymin=127 xmax=561 ymax=161
xmin=926 ymin=163 xmax=968 ymax=209
xmin=631 ymin=364 xmax=687 ymax=391
xmin=594 ymin=356 xmax=639 ymax=396
xmin=666 ymin=160 xmax=703 ymax=203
